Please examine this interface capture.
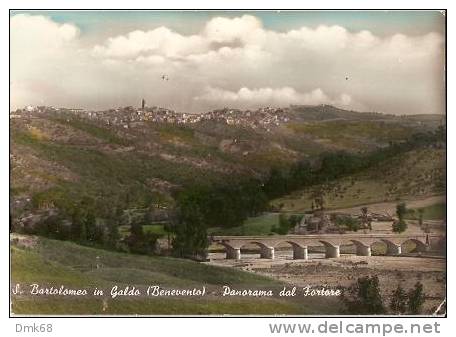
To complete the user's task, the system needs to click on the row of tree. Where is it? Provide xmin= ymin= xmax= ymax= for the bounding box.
xmin=20 ymin=202 xmax=121 ymax=250
xmin=15 ymin=197 xmax=161 ymax=255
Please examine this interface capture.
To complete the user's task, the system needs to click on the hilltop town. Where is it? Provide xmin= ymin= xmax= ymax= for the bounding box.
xmin=11 ymin=102 xmax=290 ymax=132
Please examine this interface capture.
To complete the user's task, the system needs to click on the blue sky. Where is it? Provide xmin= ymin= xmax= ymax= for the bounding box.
xmin=11 ymin=10 xmax=445 ymax=38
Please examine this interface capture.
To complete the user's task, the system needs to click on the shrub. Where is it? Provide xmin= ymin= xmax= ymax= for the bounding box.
xmin=342 ymin=275 xmax=386 ymax=314
xmin=390 ymin=284 xmax=408 ymax=314
xmin=392 ymin=220 xmax=407 ymax=233
xmin=335 ymin=216 xmax=361 ymax=232
xmin=408 ymin=282 xmax=426 ymax=314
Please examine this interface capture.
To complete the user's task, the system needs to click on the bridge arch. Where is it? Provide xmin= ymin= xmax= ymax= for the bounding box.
xmin=273 ymin=240 xmax=309 ymax=260
xmin=350 ymin=239 xmax=372 ymax=256
xmin=400 ymin=238 xmax=428 ymax=253
xmin=217 ymin=241 xmax=241 ymax=260
xmin=319 ymin=240 xmax=340 ymax=258
xmin=370 ymin=239 xmax=402 ymax=255
xmin=217 ymin=241 xmax=235 ymax=250
xmin=239 ymin=241 xmax=275 ymax=259
xmin=238 ymin=241 xmax=269 ymax=250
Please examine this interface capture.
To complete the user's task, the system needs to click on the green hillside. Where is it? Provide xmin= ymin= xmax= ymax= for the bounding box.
xmin=10 ymin=106 xmax=442 ymax=220
xmin=10 ymin=106 xmax=445 ymax=245
xmin=272 ymin=148 xmax=445 ymax=212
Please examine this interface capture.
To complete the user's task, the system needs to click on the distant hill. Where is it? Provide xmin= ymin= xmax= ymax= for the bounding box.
xmin=288 ymin=104 xmax=443 ymax=125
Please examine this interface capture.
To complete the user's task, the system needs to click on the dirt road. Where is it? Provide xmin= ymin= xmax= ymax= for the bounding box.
xmin=327 ymin=194 xmax=445 ymax=216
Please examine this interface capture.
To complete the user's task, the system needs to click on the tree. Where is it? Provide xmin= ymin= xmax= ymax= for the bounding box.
xmin=172 ymin=191 xmax=209 ymax=260
xmin=85 ymin=210 xmax=101 ymax=243
xmin=396 ymin=203 xmax=407 ymax=221
xmin=240 ymin=179 xmax=269 ymax=217
xmin=125 ymin=214 xmax=160 ymax=255
xmin=79 ymin=222 xmax=88 ymax=243
xmin=390 ymin=284 xmax=408 ymax=314
xmin=272 ymin=214 xmax=287 ymax=235
xmin=342 ymin=275 xmax=386 ymax=314
xmin=104 ymin=216 xmax=120 ymax=249
xmin=264 ymin=168 xmax=288 ymax=198
xmin=289 ymin=160 xmax=312 ymax=190
xmin=272 ymin=214 xmax=301 ymax=235
xmin=288 ymin=215 xmax=303 ymax=228
xmin=361 ymin=206 xmax=371 ymax=230
xmin=130 ymin=220 xmax=144 ymax=238
xmin=163 ymin=222 xmax=172 ymax=248
xmin=393 ymin=203 xmax=408 ymax=233
xmin=392 ymin=220 xmax=407 ymax=233
xmin=70 ymin=208 xmax=84 ymax=242
xmin=164 ymin=210 xmax=177 ymax=252
xmin=33 ymin=213 xmax=70 ymax=240
xmin=408 ymin=282 xmax=426 ymax=314
xmin=312 ymin=189 xmax=325 ymax=212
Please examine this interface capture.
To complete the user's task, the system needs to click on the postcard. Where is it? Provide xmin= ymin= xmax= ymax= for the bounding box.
xmin=9 ymin=10 xmax=446 ymax=319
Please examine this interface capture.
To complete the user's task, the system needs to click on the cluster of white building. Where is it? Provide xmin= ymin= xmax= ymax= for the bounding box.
xmin=11 ymin=104 xmax=291 ymax=131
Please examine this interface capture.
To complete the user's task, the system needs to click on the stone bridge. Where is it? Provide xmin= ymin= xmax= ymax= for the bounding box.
xmin=211 ymin=233 xmax=443 ymax=260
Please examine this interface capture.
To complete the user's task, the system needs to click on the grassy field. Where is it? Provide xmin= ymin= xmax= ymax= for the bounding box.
xmin=405 ymin=203 xmax=446 ymax=220
xmin=286 ymin=120 xmax=416 ymax=151
xmin=11 ymin=297 xmax=310 ymax=315
xmin=10 ymin=235 xmax=339 ymax=315
xmin=209 ymin=213 xmax=281 ymax=236
xmin=119 ymin=224 xmax=168 ymax=238
xmin=51 ymin=117 xmax=130 ymax=146
xmin=271 ymin=148 xmax=445 ymax=212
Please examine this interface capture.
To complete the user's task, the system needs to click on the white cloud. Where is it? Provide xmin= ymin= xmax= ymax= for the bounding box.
xmin=203 ymin=15 xmax=265 ymax=44
xmin=195 ymin=86 xmax=361 ymax=110
xmin=10 ymin=14 xmax=445 ymax=115
xmin=93 ymin=27 xmax=208 ymax=59
xmin=11 ymin=14 xmax=79 ymax=49
xmin=11 ymin=14 xmax=81 ymax=107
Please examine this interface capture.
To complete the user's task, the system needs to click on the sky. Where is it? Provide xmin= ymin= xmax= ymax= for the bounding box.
xmin=10 ymin=10 xmax=446 ymax=114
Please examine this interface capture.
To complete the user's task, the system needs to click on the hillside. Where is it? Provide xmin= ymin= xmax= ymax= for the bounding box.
xmin=10 ymin=234 xmax=339 ymax=315
xmin=10 ymin=104 xmax=444 ymax=224
xmin=272 ymin=147 xmax=446 ymax=212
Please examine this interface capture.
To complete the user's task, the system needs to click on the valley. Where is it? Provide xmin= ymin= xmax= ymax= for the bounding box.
xmin=9 ymin=104 xmax=446 ymax=315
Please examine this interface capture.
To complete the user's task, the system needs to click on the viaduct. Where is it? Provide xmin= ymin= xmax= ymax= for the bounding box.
xmin=211 ymin=233 xmax=444 ymax=260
